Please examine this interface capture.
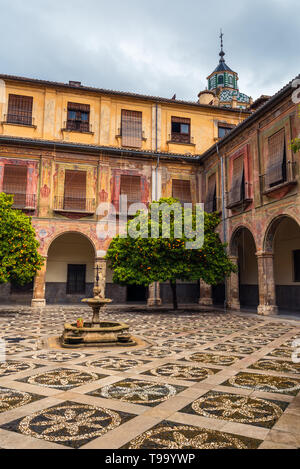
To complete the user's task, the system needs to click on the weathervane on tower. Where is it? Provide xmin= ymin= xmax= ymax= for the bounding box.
xmin=219 ymin=29 xmax=225 ymax=63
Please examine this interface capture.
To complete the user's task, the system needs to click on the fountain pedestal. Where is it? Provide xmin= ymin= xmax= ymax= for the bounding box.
xmin=61 ymin=296 xmax=136 ymax=348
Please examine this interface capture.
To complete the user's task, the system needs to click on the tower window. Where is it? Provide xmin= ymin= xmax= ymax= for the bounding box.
xmin=218 ymin=75 xmax=224 ymax=85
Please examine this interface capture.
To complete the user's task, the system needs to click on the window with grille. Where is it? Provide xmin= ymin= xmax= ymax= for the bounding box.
xmin=205 ymin=173 xmax=217 ymax=213
xmin=7 ymin=94 xmax=33 ymax=126
xmin=121 ymin=110 xmax=143 ymax=148
xmin=229 ymin=156 xmax=245 ymax=206
xmin=64 ymin=170 xmax=86 ymax=211
xmin=66 ymin=103 xmax=90 ymax=132
xmin=120 ymin=175 xmax=141 ymax=208
xmin=266 ymin=129 xmax=286 ymax=188
xmin=3 ymin=164 xmax=27 ymax=208
xmin=171 ymin=117 xmax=191 ymax=144
xmin=67 ymin=265 xmax=86 ymax=294
xmin=172 ymin=179 xmax=192 ymax=204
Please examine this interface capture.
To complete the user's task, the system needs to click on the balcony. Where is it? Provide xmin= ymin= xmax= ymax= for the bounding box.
xmin=62 ymin=121 xmax=93 ymax=134
xmin=3 ymin=114 xmax=35 ymax=127
xmin=260 ymin=161 xmax=297 ymax=199
xmin=3 ymin=191 xmax=36 ymax=210
xmin=167 ymin=134 xmax=195 ymax=145
xmin=53 ymin=196 xmax=95 ymax=216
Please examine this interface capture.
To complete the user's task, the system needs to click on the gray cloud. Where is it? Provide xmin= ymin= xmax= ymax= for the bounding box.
xmin=0 ymin=0 xmax=299 ymax=101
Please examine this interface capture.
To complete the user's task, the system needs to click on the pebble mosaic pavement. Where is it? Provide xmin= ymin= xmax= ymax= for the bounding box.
xmin=0 ymin=306 xmax=299 ymax=449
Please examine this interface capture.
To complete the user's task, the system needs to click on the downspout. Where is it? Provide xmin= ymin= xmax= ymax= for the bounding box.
xmin=154 ymin=102 xmax=159 ymax=303
xmin=216 ymin=142 xmax=228 ymax=313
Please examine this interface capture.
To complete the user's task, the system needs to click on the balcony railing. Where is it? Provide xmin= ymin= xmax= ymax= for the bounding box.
xmin=168 ymin=134 xmax=194 ymax=145
xmin=63 ymin=121 xmax=93 ymax=133
xmin=260 ymin=161 xmax=297 ymax=195
xmin=3 ymin=191 xmax=36 ymax=210
xmin=4 ymin=114 xmax=34 ymax=126
xmin=54 ymin=196 xmax=95 ymax=213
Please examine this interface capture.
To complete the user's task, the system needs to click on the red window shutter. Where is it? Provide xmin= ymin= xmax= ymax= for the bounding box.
xmin=205 ymin=173 xmax=217 ymax=213
xmin=229 ymin=156 xmax=244 ymax=205
xmin=172 ymin=179 xmax=192 ymax=204
xmin=7 ymin=94 xmax=33 ymax=125
xmin=266 ymin=129 xmax=285 ymax=187
xmin=64 ymin=170 xmax=86 ymax=210
xmin=121 ymin=110 xmax=142 ymax=148
xmin=3 ymin=165 xmax=27 ymax=207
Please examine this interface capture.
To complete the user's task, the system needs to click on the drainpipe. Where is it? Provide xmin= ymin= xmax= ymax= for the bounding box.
xmin=216 ymin=142 xmax=228 ymax=313
xmin=155 ymin=102 xmax=159 ymax=200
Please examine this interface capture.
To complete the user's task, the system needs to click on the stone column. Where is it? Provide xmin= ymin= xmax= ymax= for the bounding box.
xmin=256 ymin=252 xmax=278 ymax=315
xmin=198 ymin=279 xmax=213 ymax=306
xmin=147 ymin=282 xmax=162 ymax=307
xmin=94 ymin=258 xmax=107 ymax=298
xmin=31 ymin=257 xmax=47 ymax=308
xmin=226 ymin=256 xmax=240 ymax=310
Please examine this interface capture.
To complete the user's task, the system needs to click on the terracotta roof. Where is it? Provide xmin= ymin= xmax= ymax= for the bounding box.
xmin=0 ymin=73 xmax=250 ymax=114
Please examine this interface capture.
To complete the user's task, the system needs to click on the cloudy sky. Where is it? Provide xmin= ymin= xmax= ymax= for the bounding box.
xmin=0 ymin=0 xmax=298 ymax=102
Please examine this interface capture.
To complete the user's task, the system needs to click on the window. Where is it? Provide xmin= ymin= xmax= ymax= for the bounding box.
xmin=205 ymin=173 xmax=217 ymax=213
xmin=228 ymin=156 xmax=245 ymax=206
xmin=7 ymin=94 xmax=33 ymax=126
xmin=66 ymin=102 xmax=90 ymax=132
xmin=294 ymin=251 xmax=300 ymax=282
xmin=120 ymin=175 xmax=141 ymax=209
xmin=218 ymin=75 xmax=224 ymax=85
xmin=67 ymin=265 xmax=86 ymax=294
xmin=3 ymin=164 xmax=27 ymax=208
xmin=172 ymin=179 xmax=192 ymax=204
xmin=121 ymin=110 xmax=143 ymax=148
xmin=171 ymin=117 xmax=191 ymax=144
xmin=228 ymin=75 xmax=233 ymax=86
xmin=266 ymin=129 xmax=286 ymax=188
xmin=218 ymin=124 xmax=235 ymax=139
xmin=64 ymin=170 xmax=86 ymax=211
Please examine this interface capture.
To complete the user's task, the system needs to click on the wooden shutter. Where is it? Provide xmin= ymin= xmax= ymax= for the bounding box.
xmin=7 ymin=94 xmax=33 ymax=125
xmin=229 ymin=157 xmax=244 ymax=205
xmin=67 ymin=102 xmax=90 ymax=132
xmin=266 ymin=129 xmax=286 ymax=187
xmin=120 ymin=175 xmax=141 ymax=206
xmin=64 ymin=170 xmax=86 ymax=210
xmin=67 ymin=265 xmax=86 ymax=294
xmin=205 ymin=173 xmax=217 ymax=213
xmin=121 ymin=110 xmax=142 ymax=148
xmin=172 ymin=179 xmax=192 ymax=204
xmin=3 ymin=165 xmax=27 ymax=207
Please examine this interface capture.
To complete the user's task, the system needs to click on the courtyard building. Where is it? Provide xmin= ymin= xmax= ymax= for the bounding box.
xmin=0 ymin=43 xmax=299 ymax=315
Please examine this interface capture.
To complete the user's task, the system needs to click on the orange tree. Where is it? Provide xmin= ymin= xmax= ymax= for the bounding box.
xmin=0 ymin=193 xmax=44 ymax=286
xmin=106 ymin=197 xmax=235 ymax=309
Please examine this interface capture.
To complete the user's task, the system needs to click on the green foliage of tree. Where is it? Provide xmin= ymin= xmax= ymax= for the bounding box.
xmin=0 ymin=193 xmax=44 ymax=285
xmin=106 ymin=197 xmax=236 ymax=309
xmin=291 ymin=138 xmax=300 ymax=154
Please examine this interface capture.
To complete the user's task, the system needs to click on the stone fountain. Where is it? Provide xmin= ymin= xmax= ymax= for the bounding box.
xmin=61 ymin=264 xmax=136 ymax=348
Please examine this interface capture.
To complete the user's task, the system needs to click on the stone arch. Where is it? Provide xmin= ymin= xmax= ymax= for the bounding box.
xmin=45 ymin=229 xmax=97 ymax=258
xmin=263 ymin=214 xmax=300 ymax=253
xmin=229 ymin=225 xmax=257 ymax=257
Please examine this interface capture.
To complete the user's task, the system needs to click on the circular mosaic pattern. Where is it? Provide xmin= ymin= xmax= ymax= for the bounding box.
xmin=148 ymin=363 xmax=216 ymax=381
xmin=100 ymin=379 xmax=177 ymax=404
xmin=227 ymin=373 xmax=300 ymax=395
xmin=126 ymin=424 xmax=255 ymax=449
xmin=27 ymin=369 xmax=100 ymax=389
xmin=188 ymin=353 xmax=240 ymax=366
xmin=208 ymin=344 xmax=260 ymax=354
xmin=0 ymin=387 xmax=32 ymax=413
xmin=191 ymin=393 xmax=283 ymax=425
xmin=0 ymin=361 xmax=36 ymax=377
xmin=32 ymin=352 xmax=85 ymax=362
xmin=250 ymin=359 xmax=300 ymax=374
xmin=86 ymin=357 xmax=145 ymax=371
xmin=18 ymin=402 xmax=121 ymax=445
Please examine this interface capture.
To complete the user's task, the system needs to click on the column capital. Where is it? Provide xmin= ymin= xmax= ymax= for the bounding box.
xmin=256 ymin=251 xmax=274 ymax=259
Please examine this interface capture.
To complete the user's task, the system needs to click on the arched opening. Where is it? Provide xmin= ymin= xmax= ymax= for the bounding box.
xmin=218 ymin=74 xmax=224 ymax=85
xmin=45 ymin=232 xmax=95 ymax=304
xmin=231 ymin=227 xmax=259 ymax=309
xmin=266 ymin=216 xmax=300 ymax=311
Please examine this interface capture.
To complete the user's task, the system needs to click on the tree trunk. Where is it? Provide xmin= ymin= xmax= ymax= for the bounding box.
xmin=170 ymin=280 xmax=178 ymax=310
